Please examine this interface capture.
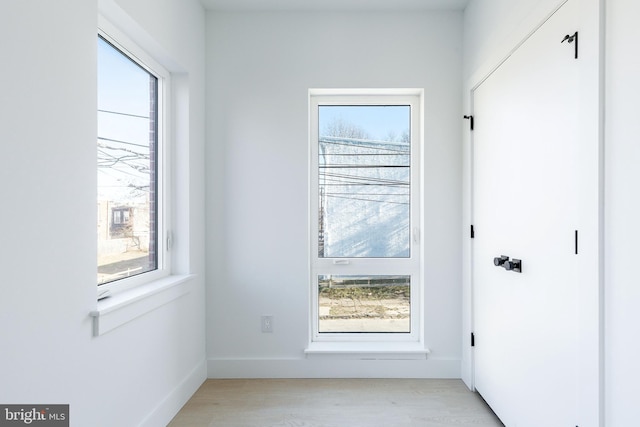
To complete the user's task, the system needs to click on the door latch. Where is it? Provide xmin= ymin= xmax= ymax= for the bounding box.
xmin=561 ymin=31 xmax=578 ymax=59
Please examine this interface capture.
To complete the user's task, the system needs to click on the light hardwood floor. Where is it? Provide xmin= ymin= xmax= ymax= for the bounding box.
xmin=168 ymin=379 xmax=504 ymax=427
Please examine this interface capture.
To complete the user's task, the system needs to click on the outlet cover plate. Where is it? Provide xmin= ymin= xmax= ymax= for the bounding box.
xmin=261 ymin=315 xmax=273 ymax=333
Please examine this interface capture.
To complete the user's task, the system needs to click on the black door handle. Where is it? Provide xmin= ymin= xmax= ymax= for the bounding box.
xmin=493 ymin=255 xmax=509 ymax=267
xmin=504 ymin=259 xmax=522 ymax=273
xmin=493 ymin=255 xmax=522 ymax=273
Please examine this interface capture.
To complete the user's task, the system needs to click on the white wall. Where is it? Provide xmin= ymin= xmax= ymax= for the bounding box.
xmin=205 ymin=11 xmax=463 ymax=377
xmin=0 ymin=1 xmax=206 ymax=425
xmin=462 ymin=0 xmax=565 ymax=81
xmin=604 ymin=0 xmax=640 ymax=424
xmin=464 ymin=0 xmax=639 ymax=424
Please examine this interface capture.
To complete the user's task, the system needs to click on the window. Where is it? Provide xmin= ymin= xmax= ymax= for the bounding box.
xmin=309 ymin=90 xmax=423 ymax=343
xmin=110 ymin=207 xmax=132 ymax=238
xmin=97 ymin=28 xmax=169 ymax=290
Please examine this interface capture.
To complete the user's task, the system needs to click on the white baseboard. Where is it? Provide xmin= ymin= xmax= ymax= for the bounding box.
xmin=139 ymin=358 xmax=207 ymax=427
xmin=207 ymin=357 xmax=460 ymax=379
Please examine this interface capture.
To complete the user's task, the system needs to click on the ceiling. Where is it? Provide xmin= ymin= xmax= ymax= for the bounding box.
xmin=200 ymin=0 xmax=470 ymax=12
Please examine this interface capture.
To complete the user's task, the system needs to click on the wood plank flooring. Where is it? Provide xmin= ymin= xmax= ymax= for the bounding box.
xmin=168 ymin=379 xmax=504 ymax=427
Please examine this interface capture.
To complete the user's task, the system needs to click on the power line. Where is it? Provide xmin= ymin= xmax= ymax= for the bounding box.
xmin=98 ymin=136 xmax=149 ymax=149
xmin=320 ymin=165 xmax=409 ymax=169
xmin=319 ymin=140 xmax=409 ymax=154
xmin=321 ymin=172 xmax=409 ymax=186
xmin=321 ymin=153 xmax=409 ymax=157
xmin=325 ymin=192 xmax=409 ymax=197
xmin=98 ymin=109 xmax=150 ymax=119
xmin=325 ymin=194 xmax=409 ymax=205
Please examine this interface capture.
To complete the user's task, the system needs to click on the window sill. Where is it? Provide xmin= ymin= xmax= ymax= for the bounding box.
xmin=90 ymin=274 xmax=195 ymax=336
xmin=305 ymin=342 xmax=430 ymax=360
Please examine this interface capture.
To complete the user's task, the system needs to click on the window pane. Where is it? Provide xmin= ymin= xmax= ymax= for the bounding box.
xmin=97 ymin=36 xmax=158 ymax=285
xmin=318 ymin=275 xmax=410 ymax=333
xmin=318 ymin=106 xmax=410 ymax=258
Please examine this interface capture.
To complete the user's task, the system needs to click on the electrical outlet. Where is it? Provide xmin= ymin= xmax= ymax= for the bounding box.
xmin=261 ymin=315 xmax=273 ymax=333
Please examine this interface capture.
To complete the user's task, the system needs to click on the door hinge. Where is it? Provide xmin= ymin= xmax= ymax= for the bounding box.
xmin=471 ymin=332 xmax=475 ymax=347
xmin=470 ymin=224 xmax=475 ymax=239
xmin=463 ymin=115 xmax=474 ymax=131
xmin=561 ymin=31 xmax=578 ymax=59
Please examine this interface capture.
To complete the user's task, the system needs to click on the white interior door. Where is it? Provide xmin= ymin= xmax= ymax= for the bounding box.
xmin=472 ymin=1 xmax=600 ymax=425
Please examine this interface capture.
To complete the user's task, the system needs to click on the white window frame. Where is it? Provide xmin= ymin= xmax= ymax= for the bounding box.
xmin=97 ymin=16 xmax=171 ymax=296
xmin=308 ymin=89 xmax=424 ymax=345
